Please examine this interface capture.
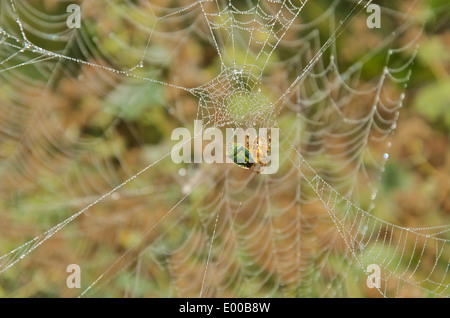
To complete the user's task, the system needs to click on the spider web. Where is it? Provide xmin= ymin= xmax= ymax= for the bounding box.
xmin=0 ymin=0 xmax=448 ymax=298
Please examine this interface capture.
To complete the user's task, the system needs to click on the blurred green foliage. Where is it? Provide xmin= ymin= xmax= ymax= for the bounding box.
xmin=0 ymin=0 xmax=448 ymax=298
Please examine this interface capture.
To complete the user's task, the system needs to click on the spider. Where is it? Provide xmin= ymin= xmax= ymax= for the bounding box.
xmin=226 ymin=130 xmax=271 ymax=174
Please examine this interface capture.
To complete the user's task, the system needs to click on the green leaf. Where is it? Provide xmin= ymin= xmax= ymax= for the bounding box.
xmin=106 ymin=80 xmax=164 ymax=121
xmin=418 ymin=36 xmax=450 ymax=66
xmin=414 ymin=80 xmax=450 ymax=127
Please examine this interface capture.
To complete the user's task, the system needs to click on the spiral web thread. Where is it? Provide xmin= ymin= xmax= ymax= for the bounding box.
xmin=0 ymin=0 xmax=448 ymax=297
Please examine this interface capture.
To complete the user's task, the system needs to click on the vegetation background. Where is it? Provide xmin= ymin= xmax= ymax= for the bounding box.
xmin=0 ymin=0 xmax=448 ymax=297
